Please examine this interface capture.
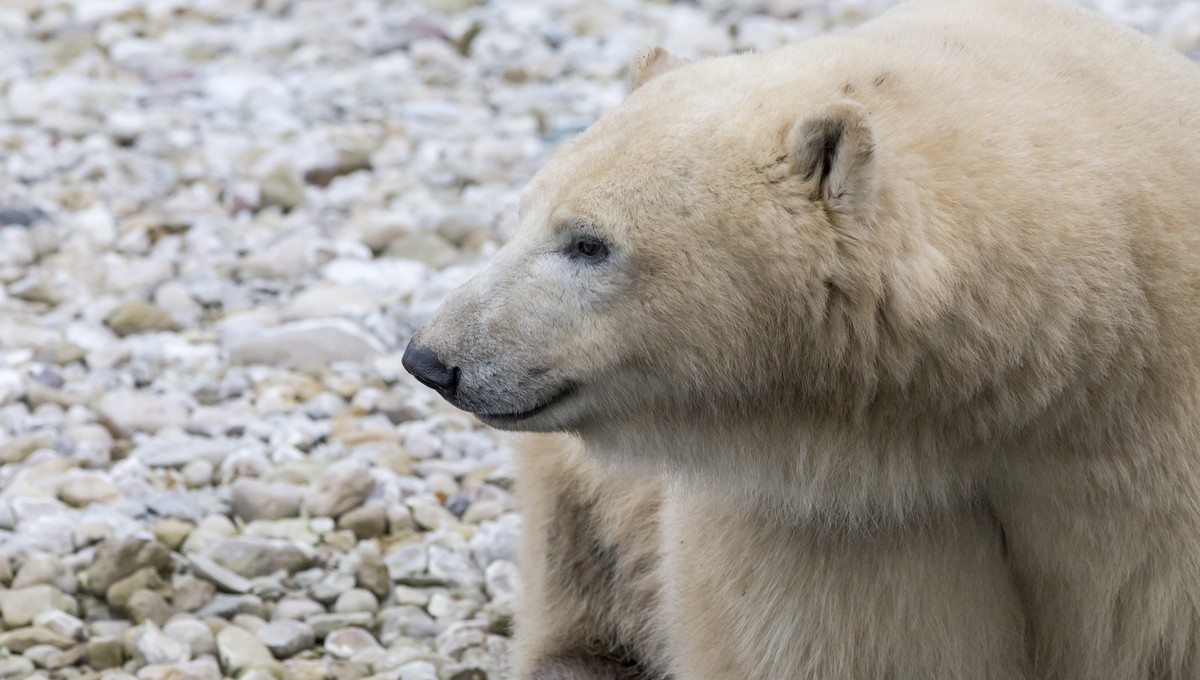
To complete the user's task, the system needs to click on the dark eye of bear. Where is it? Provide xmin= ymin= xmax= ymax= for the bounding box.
xmin=574 ymin=238 xmax=608 ymax=261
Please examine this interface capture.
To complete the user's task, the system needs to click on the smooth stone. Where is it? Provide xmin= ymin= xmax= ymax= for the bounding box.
xmin=104 ymin=300 xmax=179 ymax=336
xmin=304 ymin=459 xmax=374 ymax=518
xmin=152 ymin=518 xmax=194 ymax=550
xmin=205 ymin=537 xmax=311 ymax=579
xmin=163 ymin=618 xmax=215 ymax=658
xmin=11 ymin=552 xmax=67 ymax=589
xmin=189 ymin=554 xmax=252 ymax=594
xmin=171 ymin=576 xmax=216 ymax=611
xmin=0 ymin=657 xmax=35 ymax=679
xmin=127 ymin=589 xmax=173 ymax=626
xmin=194 ymin=594 xmax=266 ymax=620
xmin=0 ymin=552 xmax=11 ymax=585
xmin=182 ymin=459 xmax=215 ymax=488
xmin=0 ymin=626 xmax=75 ymax=652
xmin=271 ymin=597 xmax=324 ymax=621
xmin=323 ymin=627 xmax=382 ymax=661
xmin=304 ymin=612 xmax=374 ymax=639
xmin=257 ymin=619 xmax=316 ymax=659
xmin=336 ymin=502 xmax=387 ymax=540
xmin=58 ymin=473 xmax=120 ymax=507
xmin=0 ymin=435 xmax=53 ymax=465
xmin=333 ymin=589 xmax=378 ymax=615
xmin=230 ymin=478 xmax=302 ymax=522
xmin=308 ymin=571 xmax=356 ymax=606
xmin=131 ymin=622 xmax=190 ymax=665
xmin=33 ymin=607 xmax=85 ymax=640
xmin=379 ymin=606 xmax=438 ymax=644
xmin=1 ymin=585 xmax=74 ymax=627
xmin=226 ymin=320 xmax=386 ymax=368
xmin=105 ymin=567 xmax=165 ymax=614
xmin=216 ymin=625 xmax=280 ymax=676
xmin=355 ymin=553 xmax=390 ymax=601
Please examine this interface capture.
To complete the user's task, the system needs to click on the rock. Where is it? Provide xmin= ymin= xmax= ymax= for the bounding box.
xmin=0 ymin=626 xmax=75 ymax=652
xmin=355 ymin=551 xmax=391 ymax=601
xmin=271 ymin=597 xmax=324 ymax=621
xmin=0 ymin=552 xmax=10 ymax=585
xmin=58 ymin=473 xmax=120 ymax=507
xmin=257 ymin=619 xmax=316 ymax=658
xmin=152 ymin=518 xmax=194 ymax=550
xmin=216 ymin=625 xmax=281 ymax=676
xmin=260 ymin=163 xmax=305 ymax=211
xmin=188 ymin=554 xmax=252 ymax=594
xmin=379 ymin=605 xmax=438 ymax=644
xmin=11 ymin=552 xmax=67 ymax=590
xmin=0 ymin=435 xmax=53 ymax=465
xmin=231 ymin=478 xmax=302 ymax=522
xmin=406 ymin=497 xmax=458 ymax=531
xmin=1 ymin=585 xmax=74 ymax=627
xmin=226 ymin=320 xmax=387 ymax=367
xmin=127 ymin=589 xmax=173 ymax=626
xmin=104 ymin=300 xmax=180 ymax=336
xmin=105 ymin=567 xmax=165 ymax=614
xmin=304 ymin=459 xmax=375 ymax=518
xmin=323 ymin=627 xmax=383 ymax=661
xmin=87 ymin=636 xmax=125 ymax=670
xmin=304 ymin=612 xmax=373 ymax=639
xmin=163 ymin=617 xmax=215 ymax=658
xmin=0 ymin=657 xmax=35 ymax=679
xmin=194 ymin=594 xmax=266 ymax=620
xmin=383 ymin=231 xmax=459 ymax=268
xmin=308 ymin=571 xmax=356 ymax=606
xmin=131 ymin=622 xmax=191 ymax=665
xmin=337 ymin=502 xmax=387 ymax=540
xmin=182 ymin=459 xmax=216 ymax=488
xmin=333 ymin=589 xmax=378 ymax=615
xmin=205 ymin=537 xmax=311 ymax=579
xmin=172 ymin=576 xmax=217 ymax=611
xmin=97 ymin=390 xmax=189 ymax=435
xmin=33 ymin=607 xmax=85 ymax=640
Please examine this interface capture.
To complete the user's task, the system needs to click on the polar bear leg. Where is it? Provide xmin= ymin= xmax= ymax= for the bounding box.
xmin=513 ymin=434 xmax=669 ymax=679
xmin=661 ymin=490 xmax=1030 ymax=680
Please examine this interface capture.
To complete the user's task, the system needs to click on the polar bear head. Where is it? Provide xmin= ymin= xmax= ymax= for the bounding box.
xmin=405 ymin=47 xmax=890 ymax=438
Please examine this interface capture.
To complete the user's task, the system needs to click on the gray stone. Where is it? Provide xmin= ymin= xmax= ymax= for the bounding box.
xmin=163 ymin=617 xmax=215 ymax=658
xmin=272 ymin=597 xmax=324 ymax=621
xmin=188 ymin=554 xmax=252 ymax=594
xmin=231 ymin=478 xmax=303 ymax=522
xmin=131 ymin=622 xmax=190 ymax=665
xmin=308 ymin=571 xmax=356 ymax=605
xmin=379 ymin=605 xmax=438 ymax=644
xmin=257 ymin=619 xmax=316 ymax=658
xmin=216 ymin=625 xmax=281 ymax=676
xmin=304 ymin=612 xmax=374 ymax=639
xmin=305 ymin=459 xmax=374 ymax=518
xmin=104 ymin=300 xmax=179 ymax=337
xmin=194 ymin=594 xmax=266 ymax=620
xmin=323 ymin=627 xmax=382 ymax=661
xmin=105 ymin=567 xmax=165 ymax=614
xmin=58 ymin=473 xmax=120 ymax=507
xmin=337 ymin=502 xmax=387 ymax=540
xmin=127 ymin=589 xmax=173 ymax=626
xmin=87 ymin=636 xmax=125 ymax=670
xmin=205 ymin=537 xmax=311 ymax=578
xmin=0 ymin=626 xmax=75 ymax=652
xmin=1 ymin=585 xmax=74 ymax=628
xmin=172 ymin=576 xmax=216 ymax=611
xmin=83 ymin=538 xmax=172 ymax=596
xmin=11 ymin=552 xmax=67 ymax=590
xmin=33 ymin=607 xmax=85 ymax=640
xmin=333 ymin=588 xmax=378 ymax=615
xmin=226 ymin=320 xmax=386 ymax=368
xmin=0 ymin=657 xmax=35 ymax=679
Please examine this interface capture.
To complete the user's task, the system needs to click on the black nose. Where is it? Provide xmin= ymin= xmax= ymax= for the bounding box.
xmin=402 ymin=342 xmax=459 ymax=399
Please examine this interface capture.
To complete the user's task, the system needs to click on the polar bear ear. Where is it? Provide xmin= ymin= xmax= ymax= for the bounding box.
xmin=630 ymin=46 xmax=686 ymax=92
xmin=789 ymin=101 xmax=877 ymax=215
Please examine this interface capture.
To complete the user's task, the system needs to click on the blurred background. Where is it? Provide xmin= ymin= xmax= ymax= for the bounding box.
xmin=0 ymin=1 xmax=1198 ymax=679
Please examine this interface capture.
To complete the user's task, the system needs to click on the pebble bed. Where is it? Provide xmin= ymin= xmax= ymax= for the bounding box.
xmin=0 ymin=1 xmax=1197 ymax=679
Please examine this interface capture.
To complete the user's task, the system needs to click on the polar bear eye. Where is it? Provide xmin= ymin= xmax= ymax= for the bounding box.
xmin=572 ymin=237 xmax=609 ymax=262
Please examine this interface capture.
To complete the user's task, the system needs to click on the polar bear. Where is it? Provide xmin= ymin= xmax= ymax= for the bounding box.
xmin=403 ymin=0 xmax=1200 ymax=677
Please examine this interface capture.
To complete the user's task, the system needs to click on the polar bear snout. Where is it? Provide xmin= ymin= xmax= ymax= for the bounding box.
xmin=401 ymin=342 xmax=460 ymax=400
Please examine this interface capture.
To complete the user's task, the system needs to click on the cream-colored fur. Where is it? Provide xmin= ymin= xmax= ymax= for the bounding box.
xmin=405 ymin=0 xmax=1200 ymax=677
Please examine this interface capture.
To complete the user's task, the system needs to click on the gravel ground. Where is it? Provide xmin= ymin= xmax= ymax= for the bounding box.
xmin=0 ymin=1 xmax=1197 ymax=679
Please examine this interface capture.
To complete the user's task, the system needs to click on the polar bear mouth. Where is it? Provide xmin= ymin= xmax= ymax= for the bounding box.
xmin=475 ymin=384 xmax=576 ymax=424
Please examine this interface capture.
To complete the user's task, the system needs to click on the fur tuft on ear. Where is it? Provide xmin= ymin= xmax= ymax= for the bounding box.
xmin=788 ymin=101 xmax=877 ymax=215
xmin=629 ymin=46 xmax=686 ymax=92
